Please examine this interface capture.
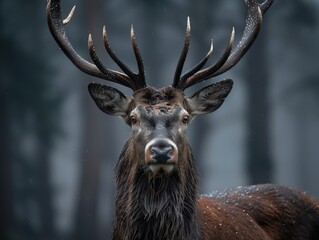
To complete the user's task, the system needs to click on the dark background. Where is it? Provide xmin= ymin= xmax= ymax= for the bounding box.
xmin=1 ymin=0 xmax=319 ymax=239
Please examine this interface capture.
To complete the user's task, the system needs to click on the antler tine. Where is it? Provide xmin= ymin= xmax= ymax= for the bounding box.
xmin=62 ymin=5 xmax=75 ymax=25
xmin=47 ymin=0 xmax=142 ymax=90
xmin=181 ymin=28 xmax=235 ymax=90
xmin=88 ymin=34 xmax=133 ymax=88
xmin=130 ymin=25 xmax=147 ymax=89
xmin=102 ymin=26 xmax=136 ymax=81
xmin=172 ymin=17 xmax=191 ymax=88
xmin=103 ymin=26 xmax=146 ymax=90
xmin=260 ymin=0 xmax=274 ymax=14
xmin=179 ymin=39 xmax=214 ymax=85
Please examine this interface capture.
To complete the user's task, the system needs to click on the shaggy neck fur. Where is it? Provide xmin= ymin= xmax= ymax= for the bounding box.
xmin=113 ymin=139 xmax=200 ymax=240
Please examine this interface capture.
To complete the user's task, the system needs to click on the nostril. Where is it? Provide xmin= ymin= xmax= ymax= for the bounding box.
xmin=151 ymin=145 xmax=173 ymax=163
xmin=151 ymin=146 xmax=172 ymax=156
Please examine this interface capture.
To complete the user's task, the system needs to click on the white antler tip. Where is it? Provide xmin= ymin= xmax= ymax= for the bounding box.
xmin=231 ymin=27 xmax=235 ymax=39
xmin=88 ymin=34 xmax=93 ymax=44
xmin=187 ymin=16 xmax=191 ymax=31
xmin=210 ymin=39 xmax=214 ymax=52
xmin=63 ymin=5 xmax=76 ymax=25
xmin=102 ymin=25 xmax=107 ymax=36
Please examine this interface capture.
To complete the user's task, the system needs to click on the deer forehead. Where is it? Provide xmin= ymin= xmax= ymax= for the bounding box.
xmin=130 ymin=86 xmax=190 ymax=117
xmin=132 ymin=87 xmax=185 ymax=105
xmin=131 ymin=105 xmax=187 ymax=123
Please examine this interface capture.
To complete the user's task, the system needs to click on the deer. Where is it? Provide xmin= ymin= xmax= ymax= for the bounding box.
xmin=47 ymin=0 xmax=319 ymax=239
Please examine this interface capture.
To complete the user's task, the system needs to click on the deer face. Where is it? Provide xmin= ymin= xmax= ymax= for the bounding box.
xmin=88 ymin=80 xmax=233 ymax=175
xmin=47 ymin=0 xmax=262 ymax=175
xmin=129 ymin=104 xmax=185 ymax=175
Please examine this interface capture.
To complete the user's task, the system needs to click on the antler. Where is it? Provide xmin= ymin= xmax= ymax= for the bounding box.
xmin=46 ymin=0 xmax=147 ymax=91
xmin=172 ymin=0 xmax=274 ymax=90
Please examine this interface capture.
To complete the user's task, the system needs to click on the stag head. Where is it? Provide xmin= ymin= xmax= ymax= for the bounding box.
xmin=47 ymin=0 xmax=273 ymax=176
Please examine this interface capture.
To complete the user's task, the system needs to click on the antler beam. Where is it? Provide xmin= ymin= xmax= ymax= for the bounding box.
xmin=46 ymin=0 xmax=147 ymax=91
xmin=172 ymin=0 xmax=274 ymax=90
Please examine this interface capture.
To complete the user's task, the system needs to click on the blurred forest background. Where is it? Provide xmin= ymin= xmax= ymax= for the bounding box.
xmin=1 ymin=0 xmax=319 ymax=239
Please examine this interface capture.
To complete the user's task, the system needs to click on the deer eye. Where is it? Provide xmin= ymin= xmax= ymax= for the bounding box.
xmin=130 ymin=115 xmax=137 ymax=124
xmin=182 ymin=115 xmax=190 ymax=124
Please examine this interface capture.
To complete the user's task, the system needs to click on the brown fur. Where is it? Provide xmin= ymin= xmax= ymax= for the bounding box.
xmin=109 ymin=87 xmax=319 ymax=240
xmin=113 ymin=140 xmax=200 ymax=240
xmin=113 ymin=146 xmax=319 ymax=239
xmin=199 ymin=185 xmax=319 ymax=240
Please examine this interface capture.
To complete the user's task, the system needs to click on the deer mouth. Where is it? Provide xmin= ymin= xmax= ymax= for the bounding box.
xmin=147 ymin=163 xmax=175 ymax=175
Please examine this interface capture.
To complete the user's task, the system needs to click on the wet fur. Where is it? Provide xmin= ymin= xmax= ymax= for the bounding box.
xmin=111 ymin=87 xmax=319 ymax=240
xmin=199 ymin=185 xmax=319 ymax=240
xmin=86 ymin=87 xmax=319 ymax=239
xmin=113 ymin=139 xmax=319 ymax=240
xmin=113 ymin=139 xmax=200 ymax=240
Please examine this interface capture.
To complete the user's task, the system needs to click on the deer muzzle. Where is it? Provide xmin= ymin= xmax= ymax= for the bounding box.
xmin=145 ymin=138 xmax=178 ymax=174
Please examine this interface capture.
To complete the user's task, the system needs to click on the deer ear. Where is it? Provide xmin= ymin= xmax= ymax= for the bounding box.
xmin=186 ymin=79 xmax=233 ymax=115
xmin=88 ymin=83 xmax=129 ymax=116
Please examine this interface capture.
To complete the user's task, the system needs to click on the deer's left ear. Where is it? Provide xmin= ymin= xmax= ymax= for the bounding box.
xmin=186 ymin=79 xmax=233 ymax=115
xmin=88 ymin=83 xmax=129 ymax=116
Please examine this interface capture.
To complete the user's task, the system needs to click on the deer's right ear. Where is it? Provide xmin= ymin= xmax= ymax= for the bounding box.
xmin=88 ymin=83 xmax=129 ymax=117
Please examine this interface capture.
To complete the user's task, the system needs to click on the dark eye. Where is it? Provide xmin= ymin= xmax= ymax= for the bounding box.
xmin=130 ymin=115 xmax=137 ymax=124
xmin=182 ymin=115 xmax=190 ymax=124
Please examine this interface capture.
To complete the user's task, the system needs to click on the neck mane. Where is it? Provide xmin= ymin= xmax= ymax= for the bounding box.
xmin=113 ymin=139 xmax=200 ymax=240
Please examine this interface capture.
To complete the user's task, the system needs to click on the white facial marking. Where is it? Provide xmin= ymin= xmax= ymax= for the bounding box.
xmin=144 ymin=138 xmax=178 ymax=158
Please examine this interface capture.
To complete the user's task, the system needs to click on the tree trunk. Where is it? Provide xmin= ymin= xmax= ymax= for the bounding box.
xmin=73 ymin=0 xmax=105 ymax=239
xmin=245 ymin=29 xmax=273 ymax=184
xmin=0 ymin=79 xmax=13 ymax=240
xmin=37 ymin=136 xmax=55 ymax=240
